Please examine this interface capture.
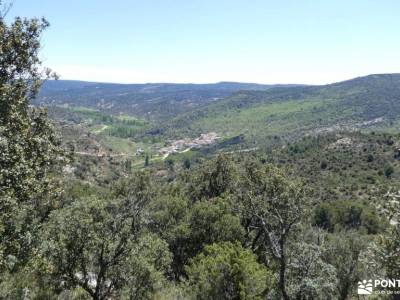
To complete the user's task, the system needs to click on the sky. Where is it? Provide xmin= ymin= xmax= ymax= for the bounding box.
xmin=6 ymin=0 xmax=400 ymax=84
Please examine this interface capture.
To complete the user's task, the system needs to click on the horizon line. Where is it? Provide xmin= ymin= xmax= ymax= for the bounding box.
xmin=45 ymin=72 xmax=400 ymax=86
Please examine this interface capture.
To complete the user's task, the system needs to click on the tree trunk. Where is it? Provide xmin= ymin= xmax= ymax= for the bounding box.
xmin=279 ymin=237 xmax=290 ymax=300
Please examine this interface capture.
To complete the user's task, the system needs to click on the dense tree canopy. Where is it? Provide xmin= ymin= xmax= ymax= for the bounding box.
xmin=185 ymin=242 xmax=273 ymax=300
xmin=0 ymin=7 xmax=63 ymax=274
xmin=1 ymin=4 xmax=399 ymax=300
xmin=42 ymin=195 xmax=171 ymax=300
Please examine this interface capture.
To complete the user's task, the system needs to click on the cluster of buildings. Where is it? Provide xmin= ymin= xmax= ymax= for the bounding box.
xmin=159 ymin=132 xmax=219 ymax=156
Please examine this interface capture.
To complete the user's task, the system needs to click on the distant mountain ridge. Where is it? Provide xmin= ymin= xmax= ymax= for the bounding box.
xmin=38 ymin=74 xmax=400 ymax=147
xmin=38 ymin=80 xmax=300 ymax=121
xmin=150 ymin=73 xmax=400 ymax=141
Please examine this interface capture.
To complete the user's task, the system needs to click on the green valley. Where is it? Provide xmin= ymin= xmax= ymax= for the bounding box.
xmin=2 ymin=3 xmax=400 ymax=299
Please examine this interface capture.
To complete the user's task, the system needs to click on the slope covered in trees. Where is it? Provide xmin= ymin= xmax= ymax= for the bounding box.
xmin=1 ymin=5 xmax=400 ymax=300
xmin=37 ymin=80 xmax=292 ymax=121
xmin=154 ymin=74 xmax=400 ymax=142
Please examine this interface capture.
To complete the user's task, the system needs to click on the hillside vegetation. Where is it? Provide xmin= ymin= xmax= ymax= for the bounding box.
xmin=2 ymin=9 xmax=400 ymax=299
xmin=155 ymin=74 xmax=400 ymax=143
xmin=38 ymin=80 xmax=291 ymax=121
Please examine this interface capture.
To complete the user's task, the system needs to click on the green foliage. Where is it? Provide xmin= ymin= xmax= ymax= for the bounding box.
xmin=384 ymin=164 xmax=394 ymax=178
xmin=236 ymin=162 xmax=310 ymax=300
xmin=183 ymin=158 xmax=191 ymax=169
xmin=111 ymin=171 xmax=154 ymax=200
xmin=154 ymin=74 xmax=400 ymax=142
xmin=149 ymin=193 xmax=244 ymax=279
xmin=148 ymin=194 xmax=191 ymax=278
xmin=323 ymin=232 xmax=367 ymax=300
xmin=376 ymin=226 xmax=400 ymax=282
xmin=186 ymin=154 xmax=237 ymax=201
xmin=371 ymin=191 xmax=400 ymax=295
xmin=164 ymin=158 xmax=174 ymax=171
xmin=313 ymin=200 xmax=387 ymax=234
xmin=0 ymin=12 xmax=64 ymax=273
xmin=186 ymin=199 xmax=245 ymax=259
xmin=42 ymin=194 xmax=171 ymax=300
xmin=120 ymin=234 xmax=172 ymax=300
xmin=39 ymin=81 xmax=273 ymax=123
xmin=286 ymin=240 xmax=337 ymax=300
xmin=268 ymin=132 xmax=400 ymax=202
xmin=5 ymin=4 xmax=400 ymax=300
xmin=185 ymin=242 xmax=272 ymax=300
xmin=313 ymin=205 xmax=334 ymax=231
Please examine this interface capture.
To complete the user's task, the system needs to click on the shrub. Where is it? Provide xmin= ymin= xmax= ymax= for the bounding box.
xmin=185 ymin=242 xmax=272 ymax=300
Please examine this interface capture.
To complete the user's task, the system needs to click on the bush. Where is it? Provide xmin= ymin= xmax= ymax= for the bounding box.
xmin=312 ymin=200 xmax=387 ymax=234
xmin=185 ymin=242 xmax=272 ymax=300
xmin=384 ymin=164 xmax=394 ymax=178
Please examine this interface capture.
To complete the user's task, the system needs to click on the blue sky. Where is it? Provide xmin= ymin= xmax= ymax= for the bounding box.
xmin=7 ymin=0 xmax=400 ymax=84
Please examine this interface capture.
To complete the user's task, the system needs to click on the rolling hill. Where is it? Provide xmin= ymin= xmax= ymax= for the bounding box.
xmin=153 ymin=74 xmax=400 ymax=144
xmin=38 ymin=74 xmax=400 ymax=158
xmin=37 ymin=80 xmax=296 ymax=121
xmin=40 ymin=74 xmax=400 ymax=199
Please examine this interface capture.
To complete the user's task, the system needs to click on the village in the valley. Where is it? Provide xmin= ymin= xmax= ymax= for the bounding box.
xmin=158 ymin=132 xmax=219 ymax=159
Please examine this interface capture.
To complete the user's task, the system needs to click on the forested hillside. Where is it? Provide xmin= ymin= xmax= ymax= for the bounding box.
xmin=37 ymin=80 xmax=291 ymax=121
xmin=155 ymin=74 xmax=400 ymax=141
xmin=1 ymin=6 xmax=400 ymax=300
